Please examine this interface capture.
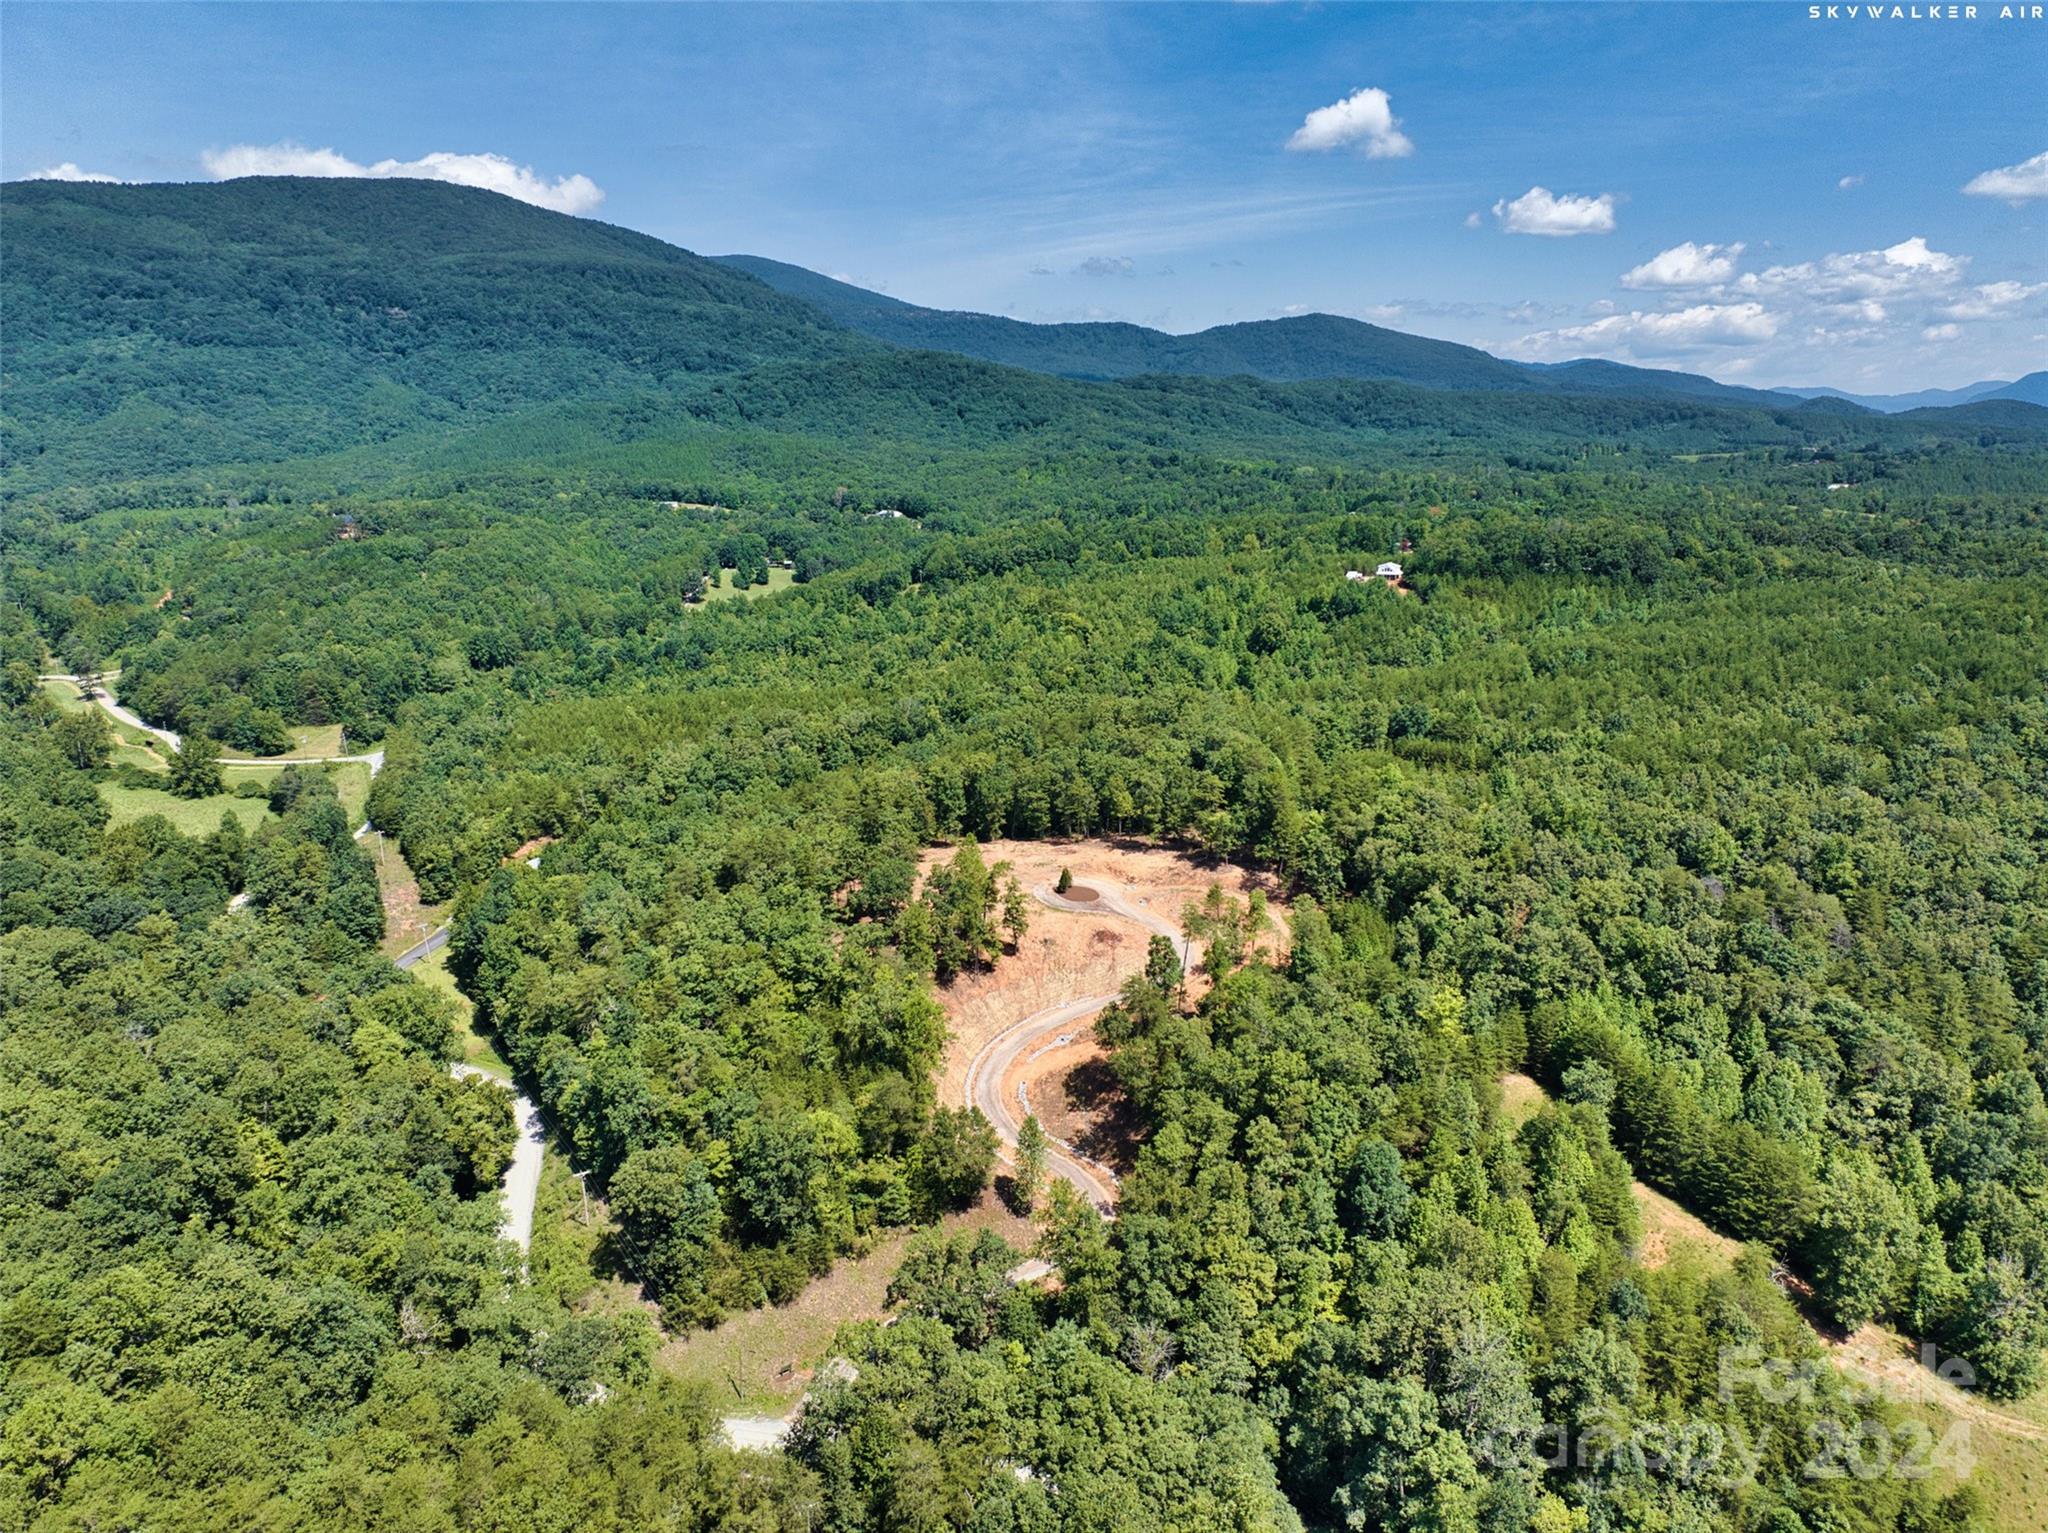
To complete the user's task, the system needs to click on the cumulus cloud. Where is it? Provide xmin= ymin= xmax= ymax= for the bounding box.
xmin=1738 ymin=236 xmax=1966 ymax=303
xmin=1491 ymin=186 xmax=1616 ymax=237
xmin=1506 ymin=226 xmax=2026 ymax=384
xmin=1506 ymin=302 xmax=1779 ymax=361
xmin=1940 ymin=280 xmax=2048 ymax=320
xmin=1961 ymin=149 xmax=2048 ymax=204
xmin=1838 ymin=174 xmax=1864 ymax=190
xmin=27 ymin=163 xmax=123 ymax=183
xmin=1072 ymin=254 xmax=1134 ymax=277
xmin=1796 ymin=244 xmax=1956 ymax=305
xmin=199 ymin=142 xmax=604 ymax=214
xmin=1621 ymin=241 xmax=1745 ymax=290
xmin=1285 ymin=88 xmax=1414 ymax=159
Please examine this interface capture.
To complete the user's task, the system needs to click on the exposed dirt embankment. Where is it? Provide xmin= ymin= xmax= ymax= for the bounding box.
xmin=922 ymin=839 xmax=1288 ymax=1207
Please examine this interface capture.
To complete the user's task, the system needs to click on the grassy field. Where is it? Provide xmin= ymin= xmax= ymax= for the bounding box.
xmin=42 ymin=680 xmax=356 ymax=763
xmin=368 ymin=825 xmax=447 ymax=958
xmin=40 ymin=678 xmax=168 ymax=763
xmin=697 ymin=566 xmax=796 ymax=604
xmin=100 ymin=779 xmax=273 ymax=835
xmin=221 ymin=723 xmax=348 ymax=760
xmin=412 ymin=947 xmax=509 ymax=1077
xmin=1498 ymin=1070 xmax=1550 ymax=1130
xmin=98 ymin=759 xmax=370 ymax=835
xmin=1837 ymin=1330 xmax=2048 ymax=1533
xmin=658 ymin=1194 xmax=1035 ymax=1413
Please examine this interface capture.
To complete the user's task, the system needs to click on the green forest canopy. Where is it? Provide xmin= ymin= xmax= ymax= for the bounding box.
xmin=3 ymin=176 xmax=2046 ymax=1532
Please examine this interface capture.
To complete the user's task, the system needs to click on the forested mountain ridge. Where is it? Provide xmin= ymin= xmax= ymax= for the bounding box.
xmin=0 ymin=177 xmax=871 ymax=488
xmin=717 ymin=250 xmax=1791 ymax=405
xmin=10 ymin=177 xmax=2039 ymax=502
xmin=1778 ymin=373 xmax=2048 ymax=412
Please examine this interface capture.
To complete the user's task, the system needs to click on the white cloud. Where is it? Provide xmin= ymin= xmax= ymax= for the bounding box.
xmin=1506 ymin=302 xmax=1779 ymax=361
xmin=1621 ymin=241 xmax=1745 ymax=289
xmin=1940 ymin=280 xmax=2048 ymax=320
xmin=1739 ymin=236 xmax=1966 ymax=302
xmin=1463 ymin=210 xmax=1483 ymax=230
xmin=1838 ymin=174 xmax=1865 ymax=190
xmin=1922 ymin=323 xmax=1961 ymax=341
xmin=1491 ymin=186 xmax=1616 ymax=237
xmin=1073 ymin=254 xmax=1134 ymax=277
xmin=1961 ymin=149 xmax=2048 ymax=204
xmin=1285 ymin=88 xmax=1414 ymax=159
xmin=199 ymin=142 xmax=604 ymax=214
xmin=27 ymin=163 xmax=123 ymax=183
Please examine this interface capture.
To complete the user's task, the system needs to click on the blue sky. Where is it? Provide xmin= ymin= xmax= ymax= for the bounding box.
xmin=6 ymin=1 xmax=2044 ymax=391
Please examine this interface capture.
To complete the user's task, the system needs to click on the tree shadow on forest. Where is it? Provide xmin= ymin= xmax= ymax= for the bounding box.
xmin=1064 ymin=1056 xmax=1144 ymax=1175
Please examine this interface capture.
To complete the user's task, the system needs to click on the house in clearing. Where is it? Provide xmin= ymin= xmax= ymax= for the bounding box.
xmin=1375 ymin=561 xmax=1403 ymax=580
xmin=1345 ymin=569 xmax=1370 ymax=583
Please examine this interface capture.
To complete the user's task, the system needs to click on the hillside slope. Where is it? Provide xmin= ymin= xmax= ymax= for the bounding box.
xmin=0 ymin=178 xmax=872 ymax=487
xmin=5 ymin=179 xmax=2039 ymax=497
xmin=1980 ymin=371 xmax=2048 ymax=408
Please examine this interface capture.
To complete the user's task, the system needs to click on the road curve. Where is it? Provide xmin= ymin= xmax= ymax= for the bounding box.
xmin=399 ymin=936 xmax=537 ymax=1257
xmin=965 ymin=991 xmax=1124 ymax=1214
xmin=44 ymin=673 xmax=385 ymax=776
xmin=954 ymin=878 xmax=1200 ymax=1217
xmin=63 ymin=664 xmax=541 ymax=1260
xmin=44 ymin=673 xmax=182 ymax=751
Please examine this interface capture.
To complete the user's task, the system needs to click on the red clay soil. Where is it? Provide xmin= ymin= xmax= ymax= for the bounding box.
xmin=924 ymin=838 xmax=1289 ymax=1202
xmin=1007 ymin=1027 xmax=1143 ymax=1177
xmin=922 ymin=838 xmax=1287 ymax=1108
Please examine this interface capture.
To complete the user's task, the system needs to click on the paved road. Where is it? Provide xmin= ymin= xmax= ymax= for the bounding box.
xmin=43 ymin=672 xmax=182 ymax=750
xmin=452 ymin=1062 xmax=546 ymax=1256
xmin=57 ymin=666 xmax=541 ymax=1263
xmin=721 ymin=1414 xmax=796 ymax=1452
xmin=43 ymin=673 xmax=385 ymax=776
xmin=394 ymin=926 xmax=449 ymax=969
xmin=956 ymin=879 xmax=1202 ymax=1217
xmin=399 ymin=934 xmax=538 ymax=1257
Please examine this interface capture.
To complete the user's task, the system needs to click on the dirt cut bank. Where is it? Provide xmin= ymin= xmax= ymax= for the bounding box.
xmin=921 ymin=839 xmax=1289 ymax=1212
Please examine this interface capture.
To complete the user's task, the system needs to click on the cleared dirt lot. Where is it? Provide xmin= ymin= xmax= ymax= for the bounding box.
xmin=923 ymin=839 xmax=1283 ymax=1096
xmin=922 ymin=838 xmax=1287 ymax=1205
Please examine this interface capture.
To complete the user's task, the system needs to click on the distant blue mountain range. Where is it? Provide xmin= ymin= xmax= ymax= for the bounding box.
xmin=1773 ymin=374 xmax=2048 ymax=413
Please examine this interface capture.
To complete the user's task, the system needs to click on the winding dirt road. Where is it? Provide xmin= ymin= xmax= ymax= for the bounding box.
xmin=965 ymin=990 xmax=1125 ymax=1213
xmin=957 ymin=879 xmax=1196 ymax=1217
